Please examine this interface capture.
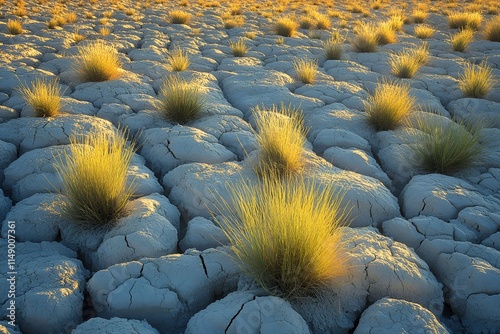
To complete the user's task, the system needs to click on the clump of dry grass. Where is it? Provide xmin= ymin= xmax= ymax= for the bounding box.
xmin=458 ymin=61 xmax=496 ymax=98
xmin=73 ymin=29 xmax=85 ymax=43
xmin=223 ymin=16 xmax=244 ymax=29
xmin=74 ymin=40 xmax=121 ymax=82
xmin=450 ymin=28 xmax=475 ymax=52
xmin=415 ymin=24 xmax=435 ymax=39
xmin=18 ymin=77 xmax=62 ymax=117
xmin=410 ymin=116 xmax=483 ymax=174
xmin=299 ymin=15 xmax=314 ymax=29
xmin=323 ymin=31 xmax=345 ymax=60
xmin=65 ymin=12 xmax=77 ymax=23
xmin=229 ymin=38 xmax=248 ymax=57
xmin=167 ymin=47 xmax=190 ymax=71
xmin=376 ymin=21 xmax=397 ymax=45
xmin=293 ymin=58 xmax=318 ymax=84
xmin=364 ymin=80 xmax=416 ymax=131
xmin=314 ymin=13 xmax=331 ymax=30
xmin=353 ymin=23 xmax=378 ymax=52
xmin=215 ymin=174 xmax=349 ymax=299
xmin=448 ymin=11 xmax=483 ymax=30
xmin=54 ymin=130 xmax=136 ymax=228
xmin=412 ymin=9 xmax=428 ymax=23
xmin=253 ymin=104 xmax=306 ymax=178
xmin=6 ymin=19 xmax=23 ymax=35
xmin=275 ymin=15 xmax=298 ymax=37
xmin=390 ymin=43 xmax=429 ymax=78
xmin=169 ymin=10 xmax=191 ymax=24
xmin=158 ymin=75 xmax=204 ymax=124
xmin=484 ymin=15 xmax=500 ymax=42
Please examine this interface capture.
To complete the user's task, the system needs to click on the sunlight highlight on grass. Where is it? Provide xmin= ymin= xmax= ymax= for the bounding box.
xmin=54 ymin=130 xmax=136 ymax=228
xmin=215 ymin=175 xmax=350 ymax=299
xmin=18 ymin=77 xmax=62 ymax=117
xmin=253 ymin=104 xmax=306 ymax=178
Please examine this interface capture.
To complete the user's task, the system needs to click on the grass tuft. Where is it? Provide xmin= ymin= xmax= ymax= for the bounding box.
xmin=414 ymin=24 xmax=435 ymax=39
xmin=410 ymin=116 xmax=483 ymax=174
xmin=353 ymin=23 xmax=378 ymax=52
xmin=253 ymin=104 xmax=306 ymax=178
xmin=275 ymin=15 xmax=298 ymax=37
xmin=448 ymin=11 xmax=483 ymax=30
xmin=167 ymin=47 xmax=190 ymax=71
xmin=458 ymin=61 xmax=495 ymax=98
xmin=215 ymin=175 xmax=349 ymax=299
xmin=74 ymin=40 xmax=121 ymax=82
xmin=18 ymin=77 xmax=62 ymax=117
xmin=390 ymin=43 xmax=429 ymax=78
xmin=229 ymin=38 xmax=248 ymax=57
xmin=292 ymin=58 xmax=318 ymax=84
xmin=450 ymin=28 xmax=475 ymax=52
xmin=6 ymin=19 xmax=23 ymax=35
xmin=169 ymin=10 xmax=191 ymax=24
xmin=375 ymin=21 xmax=397 ymax=45
xmin=484 ymin=15 xmax=500 ymax=42
xmin=412 ymin=9 xmax=428 ymax=23
xmin=365 ymin=80 xmax=416 ymax=131
xmin=323 ymin=32 xmax=345 ymax=60
xmin=54 ymin=130 xmax=135 ymax=228
xmin=159 ymin=75 xmax=204 ymax=124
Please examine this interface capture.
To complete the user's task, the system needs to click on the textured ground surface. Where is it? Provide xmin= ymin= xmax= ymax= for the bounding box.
xmin=0 ymin=0 xmax=499 ymax=333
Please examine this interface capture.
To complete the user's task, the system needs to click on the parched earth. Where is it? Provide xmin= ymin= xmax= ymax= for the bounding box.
xmin=0 ymin=0 xmax=499 ymax=333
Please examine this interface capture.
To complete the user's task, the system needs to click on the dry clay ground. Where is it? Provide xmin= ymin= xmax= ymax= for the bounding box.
xmin=0 ymin=0 xmax=500 ymax=333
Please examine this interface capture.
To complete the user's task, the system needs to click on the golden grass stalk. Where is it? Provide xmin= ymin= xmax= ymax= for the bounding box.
xmin=215 ymin=175 xmax=349 ymax=299
xmin=54 ymin=130 xmax=136 ymax=227
xmin=376 ymin=21 xmax=397 ymax=45
xmin=18 ymin=77 xmax=62 ymax=117
xmin=74 ymin=40 xmax=121 ymax=82
xmin=323 ymin=31 xmax=345 ymax=60
xmin=365 ymin=80 xmax=416 ymax=131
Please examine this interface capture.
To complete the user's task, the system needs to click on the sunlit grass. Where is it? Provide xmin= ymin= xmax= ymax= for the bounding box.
xmin=74 ymin=40 xmax=121 ymax=82
xmin=18 ymin=77 xmax=62 ymax=117
xmin=275 ymin=15 xmax=298 ymax=37
xmin=364 ymin=80 xmax=416 ymax=131
xmin=415 ymin=24 xmax=435 ymax=39
xmin=353 ymin=23 xmax=378 ymax=52
xmin=158 ymin=75 xmax=204 ymax=124
xmin=292 ymin=58 xmax=318 ymax=84
xmin=448 ymin=11 xmax=483 ymax=30
xmin=169 ymin=10 xmax=191 ymax=24
xmin=229 ymin=38 xmax=248 ymax=57
xmin=253 ymin=104 xmax=306 ymax=178
xmin=54 ymin=130 xmax=136 ymax=228
xmin=376 ymin=21 xmax=397 ymax=45
xmin=412 ymin=9 xmax=428 ymax=23
xmin=6 ymin=19 xmax=23 ymax=35
xmin=314 ymin=13 xmax=331 ymax=30
xmin=484 ymin=15 xmax=500 ymax=42
xmin=323 ymin=31 xmax=345 ymax=60
xmin=167 ymin=47 xmax=190 ymax=71
xmin=215 ymin=175 xmax=349 ymax=299
xmin=458 ymin=61 xmax=495 ymax=98
xmin=450 ymin=28 xmax=475 ymax=52
xmin=390 ymin=43 xmax=429 ymax=78
xmin=410 ymin=116 xmax=483 ymax=174
xmin=299 ymin=15 xmax=314 ymax=29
